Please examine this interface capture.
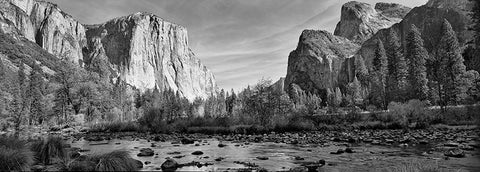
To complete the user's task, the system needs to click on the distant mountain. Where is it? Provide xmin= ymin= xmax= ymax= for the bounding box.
xmin=334 ymin=1 xmax=411 ymax=43
xmin=285 ymin=30 xmax=359 ymax=98
xmin=85 ymin=12 xmax=217 ymax=100
xmin=0 ymin=0 xmax=218 ymax=100
xmin=283 ymin=0 xmax=474 ymax=101
xmin=355 ymin=0 xmax=473 ymax=67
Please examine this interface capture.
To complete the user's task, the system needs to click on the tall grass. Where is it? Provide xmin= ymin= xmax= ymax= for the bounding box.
xmin=387 ymin=161 xmax=442 ymax=172
xmin=31 ymin=136 xmax=66 ymax=165
xmin=89 ymin=150 xmax=139 ymax=171
xmin=88 ymin=121 xmax=141 ymax=133
xmin=0 ymin=136 xmax=34 ymax=171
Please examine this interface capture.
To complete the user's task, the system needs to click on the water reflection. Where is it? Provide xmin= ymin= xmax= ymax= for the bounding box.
xmin=71 ymin=138 xmax=480 ymax=171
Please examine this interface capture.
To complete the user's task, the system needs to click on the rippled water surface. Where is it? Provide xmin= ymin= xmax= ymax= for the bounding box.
xmin=71 ymin=138 xmax=480 ymax=171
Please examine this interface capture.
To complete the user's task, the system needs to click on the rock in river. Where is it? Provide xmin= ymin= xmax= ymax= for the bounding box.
xmin=257 ymin=156 xmax=269 ymax=160
xmin=137 ymin=148 xmax=154 ymax=157
xmin=161 ymin=158 xmax=179 ymax=172
xmin=192 ymin=151 xmax=204 ymax=155
xmin=330 ymin=149 xmax=345 ymax=155
xmin=444 ymin=148 xmax=466 ymax=158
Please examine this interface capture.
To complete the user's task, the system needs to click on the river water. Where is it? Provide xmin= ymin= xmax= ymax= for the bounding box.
xmin=71 ymin=138 xmax=480 ymax=172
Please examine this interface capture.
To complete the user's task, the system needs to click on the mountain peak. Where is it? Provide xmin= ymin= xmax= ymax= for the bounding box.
xmin=334 ymin=1 xmax=410 ymax=44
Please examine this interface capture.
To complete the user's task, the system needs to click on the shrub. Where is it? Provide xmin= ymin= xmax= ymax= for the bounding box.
xmin=88 ymin=150 xmax=139 ymax=171
xmin=138 ymin=107 xmax=169 ymax=133
xmin=387 ymin=161 xmax=441 ymax=172
xmin=30 ymin=136 xmax=66 ymax=165
xmin=0 ymin=136 xmax=34 ymax=171
xmin=89 ymin=121 xmax=140 ymax=133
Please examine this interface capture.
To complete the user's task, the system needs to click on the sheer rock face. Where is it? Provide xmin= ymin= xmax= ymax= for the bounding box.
xmin=85 ymin=12 xmax=217 ymax=100
xmin=5 ymin=0 xmax=86 ymax=64
xmin=334 ymin=1 xmax=410 ymax=44
xmin=284 ymin=30 xmax=359 ymax=99
xmin=1 ymin=1 xmax=218 ymax=100
xmin=355 ymin=0 xmax=472 ymax=68
xmin=0 ymin=0 xmax=35 ymax=41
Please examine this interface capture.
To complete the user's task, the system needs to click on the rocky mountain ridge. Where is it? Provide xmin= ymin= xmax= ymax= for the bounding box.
xmin=334 ymin=1 xmax=411 ymax=44
xmin=284 ymin=30 xmax=359 ymax=97
xmin=284 ymin=0 xmax=472 ymax=102
xmin=355 ymin=0 xmax=472 ymax=67
xmin=0 ymin=0 xmax=217 ymax=100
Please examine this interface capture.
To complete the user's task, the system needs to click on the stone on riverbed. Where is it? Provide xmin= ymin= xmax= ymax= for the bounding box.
xmin=330 ymin=149 xmax=344 ymax=154
xmin=137 ymin=148 xmax=154 ymax=157
xmin=167 ymin=151 xmax=181 ymax=155
xmin=294 ymin=156 xmax=304 ymax=160
xmin=444 ymin=148 xmax=466 ymax=158
xmin=257 ymin=156 xmax=269 ymax=160
xmin=345 ymin=148 xmax=354 ymax=153
xmin=192 ymin=151 xmax=204 ymax=155
xmin=161 ymin=158 xmax=179 ymax=172
xmin=215 ymin=157 xmax=225 ymax=161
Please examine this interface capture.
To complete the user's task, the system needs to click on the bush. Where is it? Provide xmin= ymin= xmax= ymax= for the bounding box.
xmin=378 ymin=100 xmax=430 ymax=128
xmin=138 ymin=107 xmax=169 ymax=133
xmin=88 ymin=150 xmax=139 ymax=171
xmin=30 ymin=136 xmax=66 ymax=165
xmin=89 ymin=121 xmax=140 ymax=133
xmin=0 ymin=136 xmax=34 ymax=171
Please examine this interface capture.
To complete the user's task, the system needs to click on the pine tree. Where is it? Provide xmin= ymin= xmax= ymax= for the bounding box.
xmin=373 ymin=40 xmax=389 ymax=109
xmin=347 ymin=76 xmax=362 ymax=106
xmin=406 ymin=25 xmax=429 ymax=100
xmin=354 ymin=56 xmax=369 ymax=86
xmin=0 ymin=58 xmax=5 ymax=116
xmin=386 ymin=29 xmax=408 ymax=101
xmin=16 ymin=61 xmax=30 ymax=124
xmin=437 ymin=19 xmax=468 ymax=106
xmin=28 ymin=64 xmax=45 ymax=125
xmin=0 ymin=58 xmax=5 ymax=81
xmin=471 ymin=0 xmax=480 ymax=72
xmin=472 ymin=0 xmax=480 ymax=48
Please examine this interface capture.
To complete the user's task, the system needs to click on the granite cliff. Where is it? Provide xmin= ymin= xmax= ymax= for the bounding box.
xmin=355 ymin=0 xmax=472 ymax=67
xmin=285 ymin=0 xmax=472 ymax=101
xmin=84 ymin=12 xmax=217 ymax=100
xmin=284 ymin=30 xmax=359 ymax=98
xmin=334 ymin=1 xmax=410 ymax=43
xmin=0 ymin=0 xmax=217 ymax=100
xmin=4 ymin=0 xmax=86 ymax=64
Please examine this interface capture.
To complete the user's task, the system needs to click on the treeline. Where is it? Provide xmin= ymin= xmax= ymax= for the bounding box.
xmin=360 ymin=20 xmax=480 ymax=110
xmin=0 ymin=59 xmax=134 ymax=135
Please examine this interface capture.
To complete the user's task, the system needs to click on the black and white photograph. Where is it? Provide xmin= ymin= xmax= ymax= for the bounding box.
xmin=0 ymin=0 xmax=479 ymax=171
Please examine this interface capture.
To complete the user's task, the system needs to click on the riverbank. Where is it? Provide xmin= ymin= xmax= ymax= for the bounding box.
xmin=68 ymin=126 xmax=480 ymax=171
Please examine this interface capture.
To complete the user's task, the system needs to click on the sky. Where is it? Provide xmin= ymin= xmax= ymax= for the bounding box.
xmin=47 ymin=0 xmax=428 ymax=91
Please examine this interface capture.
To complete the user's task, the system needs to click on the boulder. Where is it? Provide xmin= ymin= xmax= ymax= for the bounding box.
xmin=191 ymin=151 xmax=204 ymax=155
xmin=137 ymin=148 xmax=154 ymax=157
xmin=161 ymin=158 xmax=179 ymax=172
xmin=444 ymin=149 xmax=466 ymax=158
xmin=134 ymin=159 xmax=143 ymax=169
xmin=256 ymin=156 xmax=269 ymax=160
xmin=330 ymin=149 xmax=345 ymax=155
